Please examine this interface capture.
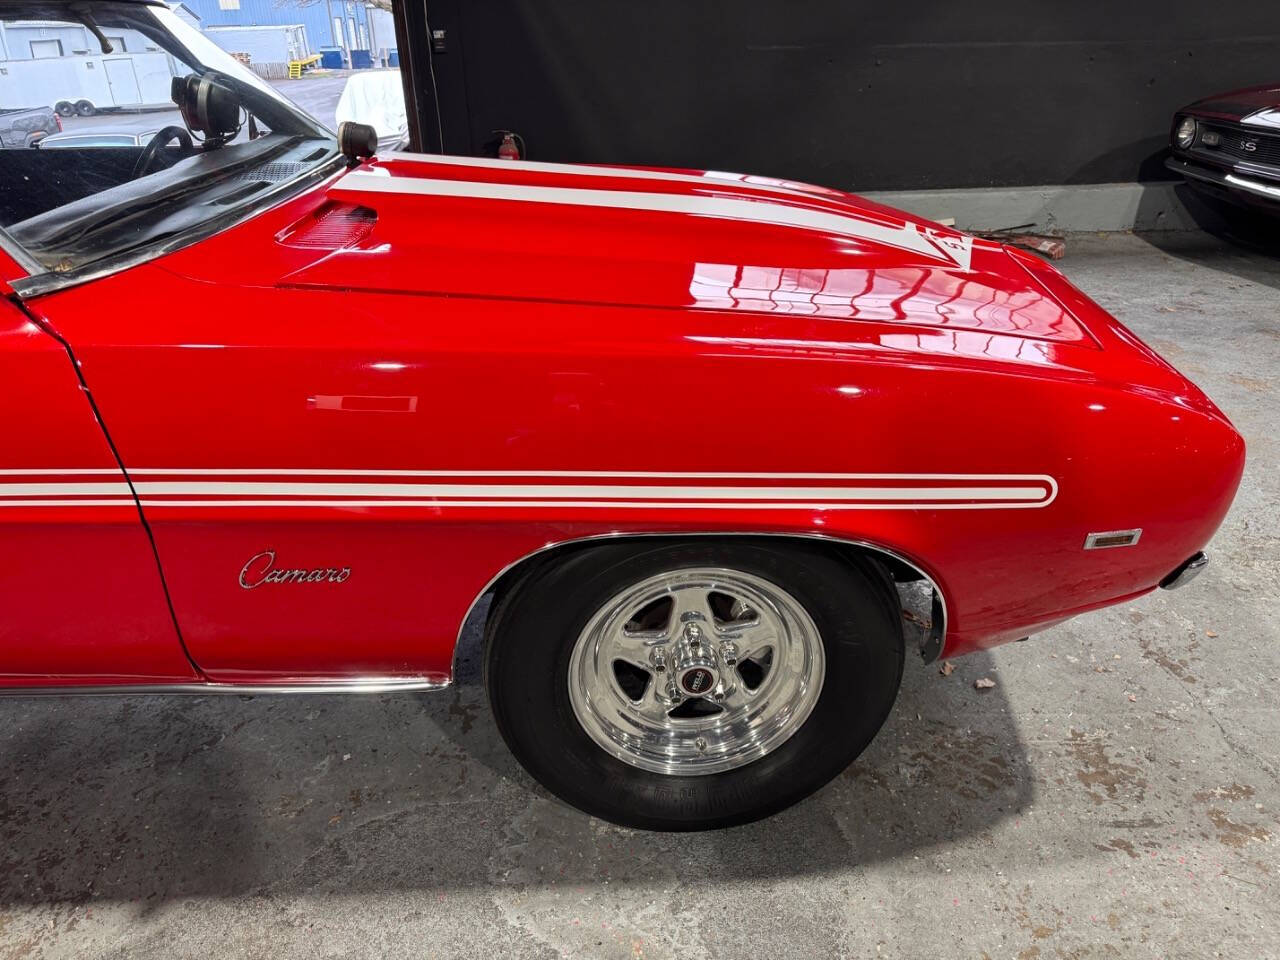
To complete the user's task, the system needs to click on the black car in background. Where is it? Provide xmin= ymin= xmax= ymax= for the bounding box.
xmin=1167 ymin=84 xmax=1280 ymax=215
xmin=0 ymin=105 xmax=60 ymax=148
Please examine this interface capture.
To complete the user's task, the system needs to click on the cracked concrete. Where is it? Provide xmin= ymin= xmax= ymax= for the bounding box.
xmin=1 ymin=231 xmax=1277 ymax=959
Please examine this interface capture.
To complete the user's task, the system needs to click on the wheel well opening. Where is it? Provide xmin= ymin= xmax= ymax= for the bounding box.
xmin=453 ymin=534 xmax=947 ymax=683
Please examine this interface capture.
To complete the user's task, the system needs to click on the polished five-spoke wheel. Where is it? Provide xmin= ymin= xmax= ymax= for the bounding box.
xmin=568 ymin=568 xmax=825 ymax=775
xmin=485 ymin=539 xmax=904 ymax=830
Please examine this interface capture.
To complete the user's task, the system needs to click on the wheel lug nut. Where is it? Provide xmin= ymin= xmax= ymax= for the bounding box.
xmin=695 ymin=737 xmax=707 ymax=752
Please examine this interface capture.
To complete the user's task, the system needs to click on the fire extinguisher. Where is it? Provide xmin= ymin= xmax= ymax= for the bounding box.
xmin=493 ymin=129 xmax=525 ymax=160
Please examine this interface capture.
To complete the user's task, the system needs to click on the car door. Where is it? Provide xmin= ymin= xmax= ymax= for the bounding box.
xmin=0 ymin=250 xmax=196 ymax=686
xmin=19 ymin=179 xmax=637 ymax=690
xmin=19 ymin=201 xmax=483 ymax=687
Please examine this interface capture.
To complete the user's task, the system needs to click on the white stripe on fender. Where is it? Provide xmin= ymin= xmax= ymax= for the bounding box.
xmin=122 ymin=481 xmax=1044 ymax=501
xmin=0 ymin=483 xmax=134 ymax=496
xmin=334 ymin=171 xmax=972 ymax=271
xmin=124 ymin=469 xmax=1044 ymax=480
xmin=0 ymin=472 xmax=1056 ymax=509
xmin=125 ymin=501 xmax=1045 ymax=511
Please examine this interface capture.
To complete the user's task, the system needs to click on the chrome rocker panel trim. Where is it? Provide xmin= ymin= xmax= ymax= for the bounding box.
xmin=0 ymin=677 xmax=449 ymax=697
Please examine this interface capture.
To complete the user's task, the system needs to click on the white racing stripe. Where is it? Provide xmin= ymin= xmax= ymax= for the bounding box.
xmin=383 ymin=152 xmax=974 ymax=268
xmin=335 ymin=171 xmax=972 ymax=270
xmin=386 ymin=151 xmax=846 ymax=203
xmin=0 ymin=472 xmax=1056 ymax=509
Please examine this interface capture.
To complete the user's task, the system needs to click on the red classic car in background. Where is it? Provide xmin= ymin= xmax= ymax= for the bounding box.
xmin=1168 ymin=83 xmax=1280 ymax=215
xmin=0 ymin=0 xmax=1243 ymax=829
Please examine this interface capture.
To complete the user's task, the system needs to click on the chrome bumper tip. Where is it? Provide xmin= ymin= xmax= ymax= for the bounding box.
xmin=1160 ymin=552 xmax=1209 ymax=590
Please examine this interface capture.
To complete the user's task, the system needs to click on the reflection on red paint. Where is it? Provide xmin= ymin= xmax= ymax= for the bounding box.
xmin=308 ymin=395 xmax=419 ymax=413
xmin=688 ymin=262 xmax=1085 ymax=344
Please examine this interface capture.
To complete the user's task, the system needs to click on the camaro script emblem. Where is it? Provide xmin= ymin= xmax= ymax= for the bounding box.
xmin=239 ymin=550 xmax=351 ymax=589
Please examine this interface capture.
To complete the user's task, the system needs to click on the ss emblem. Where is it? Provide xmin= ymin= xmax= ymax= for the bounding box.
xmin=1242 ymin=140 xmax=1258 ymax=152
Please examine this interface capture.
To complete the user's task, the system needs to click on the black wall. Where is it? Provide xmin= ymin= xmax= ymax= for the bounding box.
xmin=407 ymin=1 xmax=1280 ymax=191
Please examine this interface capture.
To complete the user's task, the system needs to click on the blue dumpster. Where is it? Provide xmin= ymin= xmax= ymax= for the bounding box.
xmin=351 ymin=49 xmax=373 ymax=69
xmin=319 ymin=48 xmax=344 ymax=69
xmin=387 ymin=49 xmax=399 ymax=68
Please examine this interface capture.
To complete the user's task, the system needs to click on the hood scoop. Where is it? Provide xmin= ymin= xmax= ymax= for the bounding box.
xmin=277 ymin=202 xmax=377 ymax=249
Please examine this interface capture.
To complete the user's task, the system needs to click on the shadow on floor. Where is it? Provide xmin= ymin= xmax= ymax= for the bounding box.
xmin=0 ymin=602 xmax=1033 ymax=907
xmin=1134 ymin=183 xmax=1280 ymax=291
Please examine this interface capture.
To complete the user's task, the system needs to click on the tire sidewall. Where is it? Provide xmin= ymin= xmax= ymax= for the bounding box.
xmin=486 ymin=540 xmax=904 ymax=830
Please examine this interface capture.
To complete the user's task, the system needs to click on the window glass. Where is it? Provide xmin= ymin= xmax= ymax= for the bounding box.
xmin=0 ymin=1 xmax=336 ymax=277
xmin=41 ymin=133 xmax=138 ymax=147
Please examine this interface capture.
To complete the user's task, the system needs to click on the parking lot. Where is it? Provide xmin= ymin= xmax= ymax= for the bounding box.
xmin=0 ymin=230 xmax=1274 ymax=959
xmin=46 ymin=71 xmax=352 ymax=138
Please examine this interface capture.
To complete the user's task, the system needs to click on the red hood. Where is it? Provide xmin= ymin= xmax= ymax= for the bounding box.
xmin=275 ymin=153 xmax=1095 ymax=346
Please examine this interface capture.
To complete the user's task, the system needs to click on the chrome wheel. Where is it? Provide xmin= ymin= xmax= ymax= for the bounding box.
xmin=567 ymin=567 xmax=826 ymax=775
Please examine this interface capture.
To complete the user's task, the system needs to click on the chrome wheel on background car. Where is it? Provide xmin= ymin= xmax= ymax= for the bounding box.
xmin=485 ymin=540 xmax=905 ymax=830
xmin=567 ymin=568 xmax=825 ymax=775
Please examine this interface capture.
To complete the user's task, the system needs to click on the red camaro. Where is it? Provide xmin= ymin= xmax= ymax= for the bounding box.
xmin=0 ymin=0 xmax=1244 ymax=829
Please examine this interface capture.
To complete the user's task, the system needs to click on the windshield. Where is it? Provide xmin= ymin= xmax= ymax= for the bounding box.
xmin=0 ymin=0 xmax=338 ymax=276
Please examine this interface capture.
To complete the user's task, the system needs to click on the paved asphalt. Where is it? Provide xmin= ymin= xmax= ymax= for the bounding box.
xmin=0 ymin=232 xmax=1276 ymax=958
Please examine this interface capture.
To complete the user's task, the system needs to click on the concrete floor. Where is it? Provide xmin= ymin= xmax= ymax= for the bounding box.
xmin=1 ymin=232 xmax=1277 ymax=958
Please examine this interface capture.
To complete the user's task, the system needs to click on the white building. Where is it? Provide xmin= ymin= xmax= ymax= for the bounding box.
xmin=202 ymin=23 xmax=308 ymax=78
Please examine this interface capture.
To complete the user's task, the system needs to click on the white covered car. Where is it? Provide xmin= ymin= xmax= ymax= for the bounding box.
xmin=334 ymin=70 xmax=409 ymax=153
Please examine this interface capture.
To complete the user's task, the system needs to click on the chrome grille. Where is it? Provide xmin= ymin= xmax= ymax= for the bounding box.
xmin=1193 ymin=122 xmax=1280 ymax=168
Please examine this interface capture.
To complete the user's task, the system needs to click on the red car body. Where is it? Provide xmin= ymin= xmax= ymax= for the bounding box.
xmin=0 ymin=152 xmax=1244 ymax=691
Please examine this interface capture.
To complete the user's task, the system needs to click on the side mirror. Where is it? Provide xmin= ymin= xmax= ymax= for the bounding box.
xmin=338 ymin=122 xmax=378 ymax=161
xmin=171 ymin=75 xmax=241 ymax=144
xmin=335 ymin=71 xmax=408 ymax=154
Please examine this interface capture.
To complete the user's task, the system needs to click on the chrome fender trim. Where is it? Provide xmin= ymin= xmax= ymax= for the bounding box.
xmin=452 ymin=531 xmax=950 ymax=674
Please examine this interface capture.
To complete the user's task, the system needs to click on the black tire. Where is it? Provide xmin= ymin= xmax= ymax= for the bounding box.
xmin=484 ymin=539 xmax=904 ymax=830
xmin=54 ymin=101 xmax=74 ymax=118
xmin=74 ymin=100 xmax=95 ymax=117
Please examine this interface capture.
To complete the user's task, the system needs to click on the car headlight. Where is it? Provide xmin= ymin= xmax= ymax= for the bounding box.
xmin=1175 ymin=116 xmax=1197 ymax=150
